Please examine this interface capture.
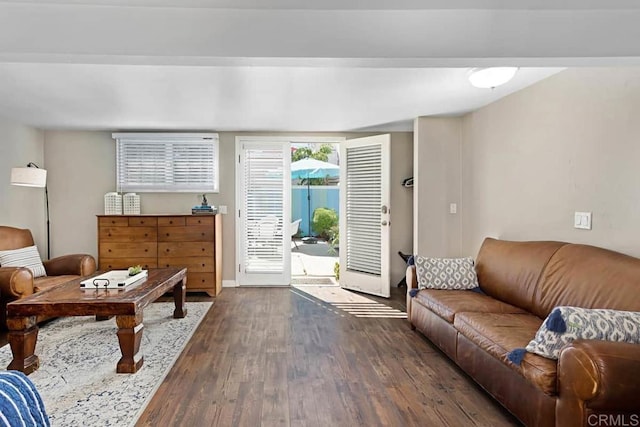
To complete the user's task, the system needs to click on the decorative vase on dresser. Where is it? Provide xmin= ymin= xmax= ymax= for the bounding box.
xmin=97 ymin=214 xmax=222 ymax=296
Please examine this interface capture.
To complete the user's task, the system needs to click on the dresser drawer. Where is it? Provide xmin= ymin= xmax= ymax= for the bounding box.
xmin=158 ymin=256 xmax=214 ymax=272
xmin=97 ymin=213 xmax=221 ymax=296
xmin=99 ymin=258 xmax=157 ymax=270
xmin=99 ymin=217 xmax=129 ymax=227
xmin=158 ymin=242 xmax=214 ymax=257
xmin=99 ymin=226 xmax=157 ymax=242
xmin=157 ymin=216 xmax=186 ymax=227
xmin=186 ymin=216 xmax=214 ymax=227
xmin=128 ymin=217 xmax=158 ymax=227
xmin=99 ymin=242 xmax=157 ymax=258
xmin=187 ymin=272 xmax=215 ymax=289
xmin=158 ymin=226 xmax=214 ymax=242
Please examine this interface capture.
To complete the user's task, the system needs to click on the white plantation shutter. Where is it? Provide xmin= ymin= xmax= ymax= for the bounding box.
xmin=345 ymin=144 xmax=382 ymax=276
xmin=243 ymin=145 xmax=286 ymax=274
xmin=113 ymin=133 xmax=219 ymax=193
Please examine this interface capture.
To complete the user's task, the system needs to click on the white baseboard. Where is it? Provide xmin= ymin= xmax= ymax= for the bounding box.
xmin=222 ymin=280 xmax=237 ymax=288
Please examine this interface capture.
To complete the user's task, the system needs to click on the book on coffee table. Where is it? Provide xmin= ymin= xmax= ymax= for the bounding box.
xmin=80 ymin=270 xmax=148 ymax=290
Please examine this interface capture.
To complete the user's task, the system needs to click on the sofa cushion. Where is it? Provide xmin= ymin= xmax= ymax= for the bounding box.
xmin=33 ymin=275 xmax=78 ymax=293
xmin=475 ymin=238 xmax=566 ymax=314
xmin=454 ymin=312 xmax=558 ymax=395
xmin=526 ymin=306 xmax=640 ymax=360
xmin=533 ymin=244 xmax=640 ymax=318
xmin=414 ymin=289 xmax=527 ymax=323
xmin=415 ymin=256 xmax=479 ymax=290
xmin=0 ymin=245 xmax=47 ymax=278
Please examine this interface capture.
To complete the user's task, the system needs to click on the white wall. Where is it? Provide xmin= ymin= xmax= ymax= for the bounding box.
xmin=461 ymin=68 xmax=640 ymax=258
xmin=413 ymin=117 xmax=462 ymax=257
xmin=0 ymin=117 xmax=45 ymax=255
xmin=44 ymin=131 xmax=116 ymax=258
xmin=44 ymin=130 xmax=236 ymax=271
xmin=389 ymin=132 xmax=414 ymax=284
xmin=44 ymin=130 xmax=413 ymax=286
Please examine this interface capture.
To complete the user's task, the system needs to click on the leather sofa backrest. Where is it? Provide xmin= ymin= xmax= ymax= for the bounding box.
xmin=0 ymin=226 xmax=35 ymax=251
xmin=475 ymin=238 xmax=567 ymax=313
xmin=532 ymin=243 xmax=640 ymax=318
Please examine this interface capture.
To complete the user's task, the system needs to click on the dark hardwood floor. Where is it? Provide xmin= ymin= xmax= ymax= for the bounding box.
xmin=137 ymin=286 xmax=520 ymax=427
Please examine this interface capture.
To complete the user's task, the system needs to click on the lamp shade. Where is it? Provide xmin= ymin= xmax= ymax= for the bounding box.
xmin=468 ymin=67 xmax=518 ymax=89
xmin=11 ymin=167 xmax=47 ymax=187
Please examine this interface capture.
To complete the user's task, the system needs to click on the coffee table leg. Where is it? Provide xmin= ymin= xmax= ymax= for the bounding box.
xmin=6 ymin=316 xmax=39 ymax=374
xmin=173 ymin=277 xmax=187 ymax=319
xmin=116 ymin=312 xmax=144 ymax=374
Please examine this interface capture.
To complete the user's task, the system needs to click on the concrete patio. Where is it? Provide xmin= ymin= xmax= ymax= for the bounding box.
xmin=291 ymin=238 xmax=338 ymax=277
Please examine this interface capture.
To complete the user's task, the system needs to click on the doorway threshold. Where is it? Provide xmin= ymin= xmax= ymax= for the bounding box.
xmin=290 ymin=277 xmax=337 ymax=286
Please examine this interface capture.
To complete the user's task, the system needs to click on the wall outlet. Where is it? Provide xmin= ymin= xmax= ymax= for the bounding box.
xmin=219 ymin=205 xmax=228 ymax=214
xmin=574 ymin=211 xmax=592 ymax=230
xmin=449 ymin=203 xmax=457 ymax=214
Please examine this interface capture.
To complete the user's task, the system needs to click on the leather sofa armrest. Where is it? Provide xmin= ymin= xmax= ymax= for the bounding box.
xmin=406 ymin=265 xmax=417 ymax=290
xmin=0 ymin=267 xmax=35 ymax=299
xmin=557 ymin=339 xmax=640 ymax=426
xmin=406 ymin=265 xmax=417 ymax=327
xmin=43 ymin=254 xmax=97 ymax=276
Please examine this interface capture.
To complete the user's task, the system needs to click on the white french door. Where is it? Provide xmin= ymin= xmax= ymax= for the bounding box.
xmin=339 ymin=134 xmax=391 ymax=297
xmin=237 ymin=139 xmax=291 ymax=286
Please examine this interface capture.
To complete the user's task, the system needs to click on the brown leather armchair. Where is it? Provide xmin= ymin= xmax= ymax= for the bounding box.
xmin=0 ymin=226 xmax=96 ymax=328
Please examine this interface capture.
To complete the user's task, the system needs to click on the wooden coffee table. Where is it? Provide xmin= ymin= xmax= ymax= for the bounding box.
xmin=6 ymin=267 xmax=187 ymax=375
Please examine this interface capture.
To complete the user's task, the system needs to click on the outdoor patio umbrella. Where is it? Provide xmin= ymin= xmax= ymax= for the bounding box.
xmin=290 ymin=158 xmax=340 ymax=243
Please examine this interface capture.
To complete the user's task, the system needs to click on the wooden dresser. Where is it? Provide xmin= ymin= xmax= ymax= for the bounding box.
xmin=97 ymin=214 xmax=222 ymax=296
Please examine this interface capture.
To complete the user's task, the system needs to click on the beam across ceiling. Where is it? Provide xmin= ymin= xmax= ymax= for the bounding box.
xmin=1 ymin=4 xmax=640 ymax=67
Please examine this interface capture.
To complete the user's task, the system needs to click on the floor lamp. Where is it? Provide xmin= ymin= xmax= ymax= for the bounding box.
xmin=10 ymin=162 xmax=50 ymax=260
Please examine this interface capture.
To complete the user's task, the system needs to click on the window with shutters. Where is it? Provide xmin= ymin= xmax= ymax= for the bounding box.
xmin=112 ymin=133 xmax=219 ymax=193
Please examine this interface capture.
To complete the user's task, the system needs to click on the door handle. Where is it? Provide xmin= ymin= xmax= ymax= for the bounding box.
xmin=381 ymin=205 xmax=388 ymax=214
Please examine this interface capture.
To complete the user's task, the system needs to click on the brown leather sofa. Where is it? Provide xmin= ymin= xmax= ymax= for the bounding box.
xmin=0 ymin=226 xmax=96 ymax=327
xmin=406 ymin=238 xmax=640 ymax=427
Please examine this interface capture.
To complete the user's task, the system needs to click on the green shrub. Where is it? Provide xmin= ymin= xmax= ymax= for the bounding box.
xmin=311 ymin=207 xmax=338 ymax=239
xmin=334 ymin=262 xmax=340 ymax=281
xmin=327 ymin=225 xmax=339 ymax=255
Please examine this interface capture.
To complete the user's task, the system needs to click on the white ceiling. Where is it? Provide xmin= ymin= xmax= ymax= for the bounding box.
xmin=0 ymin=1 xmax=638 ymax=132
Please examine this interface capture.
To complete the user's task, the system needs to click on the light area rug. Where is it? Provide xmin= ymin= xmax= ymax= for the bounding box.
xmin=0 ymin=301 xmax=212 ymax=427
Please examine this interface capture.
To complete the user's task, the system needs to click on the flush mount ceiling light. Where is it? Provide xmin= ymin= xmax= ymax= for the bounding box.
xmin=468 ymin=67 xmax=519 ymax=89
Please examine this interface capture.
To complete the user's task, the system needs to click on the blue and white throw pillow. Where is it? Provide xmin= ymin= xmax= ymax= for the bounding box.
xmin=0 ymin=245 xmax=47 ymax=278
xmin=0 ymin=371 xmax=50 ymax=426
xmin=414 ymin=256 xmax=479 ymax=290
xmin=525 ymin=306 xmax=640 ymax=360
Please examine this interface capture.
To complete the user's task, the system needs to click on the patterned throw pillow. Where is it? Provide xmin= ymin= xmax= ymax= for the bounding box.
xmin=414 ymin=256 xmax=479 ymax=290
xmin=525 ymin=306 xmax=640 ymax=360
xmin=0 ymin=245 xmax=47 ymax=278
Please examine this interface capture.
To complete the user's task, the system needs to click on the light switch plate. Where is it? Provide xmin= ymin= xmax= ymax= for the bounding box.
xmin=574 ymin=211 xmax=592 ymax=230
xmin=449 ymin=203 xmax=457 ymax=214
xmin=219 ymin=205 xmax=228 ymax=214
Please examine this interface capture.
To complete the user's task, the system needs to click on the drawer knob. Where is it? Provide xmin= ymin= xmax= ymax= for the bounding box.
xmin=145 ymin=265 xmax=149 ymax=268
xmin=166 ymin=233 xmax=170 ymax=237
xmin=111 ymin=220 xmax=115 ymax=224
xmin=108 ymin=233 xmax=111 ymax=237
xmin=166 ymin=249 xmax=170 ymax=252
xmin=201 ymin=248 xmax=205 ymax=252
xmin=108 ymin=265 xmax=112 ymax=269
xmin=169 ymin=220 xmax=173 ymax=224
xmin=145 ymin=249 xmax=148 ymax=252
xmin=166 ymin=264 xmax=170 ymax=267
xmin=108 ymin=249 xmax=112 ymax=252
xmin=144 ymin=233 xmax=148 ymax=237
xmin=201 ymin=233 xmax=205 ymax=236
xmin=202 ymin=279 xmax=205 ymax=283
xmin=202 ymin=263 xmax=205 ymax=267
xmin=198 ymin=220 xmax=201 ymax=224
